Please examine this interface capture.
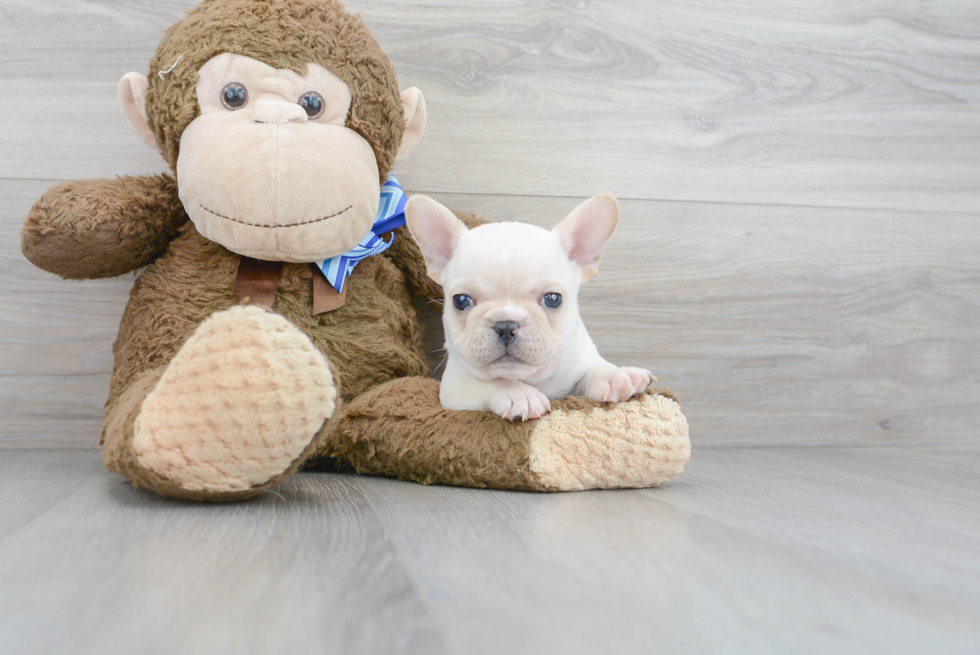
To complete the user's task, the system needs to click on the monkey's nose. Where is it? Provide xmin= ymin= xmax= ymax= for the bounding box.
xmin=493 ymin=321 xmax=519 ymax=345
xmin=252 ymin=99 xmax=308 ymax=124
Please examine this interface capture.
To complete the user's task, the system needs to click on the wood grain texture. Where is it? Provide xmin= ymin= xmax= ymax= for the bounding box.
xmin=3 ymin=3 xmax=979 ymax=651
xmin=1 ymin=448 xmax=978 ymax=655
xmin=4 ymin=183 xmax=979 ymax=448
xmin=359 ymin=446 xmax=980 ymax=655
xmin=1 ymin=180 xmax=131 ymax=447
xmin=1 ymin=0 xmax=979 ymax=449
xmin=426 ymin=193 xmax=980 ymax=448
xmin=0 ymin=0 xmax=979 ymax=211
xmin=0 ymin=452 xmax=445 ymax=655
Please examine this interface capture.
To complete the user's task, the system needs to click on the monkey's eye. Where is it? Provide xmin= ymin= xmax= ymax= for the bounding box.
xmin=452 ymin=294 xmax=474 ymax=311
xmin=299 ymin=91 xmax=325 ymax=119
xmin=221 ymin=83 xmax=248 ymax=110
xmin=542 ymin=293 xmax=562 ymax=309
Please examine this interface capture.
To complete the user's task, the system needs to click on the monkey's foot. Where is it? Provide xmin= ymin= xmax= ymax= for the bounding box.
xmin=132 ymin=306 xmax=337 ymax=495
xmin=527 ymin=390 xmax=690 ymax=490
xmin=321 ymin=378 xmax=689 ymax=492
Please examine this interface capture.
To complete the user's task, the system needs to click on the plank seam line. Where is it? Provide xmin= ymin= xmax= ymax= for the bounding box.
xmin=5 ymin=177 xmax=979 ymax=217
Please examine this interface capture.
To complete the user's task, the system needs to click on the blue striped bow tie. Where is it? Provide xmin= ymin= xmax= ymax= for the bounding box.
xmin=315 ymin=175 xmax=407 ymax=294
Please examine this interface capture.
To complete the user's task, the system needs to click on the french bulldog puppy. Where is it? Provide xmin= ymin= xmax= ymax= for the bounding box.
xmin=405 ymin=194 xmax=655 ymax=421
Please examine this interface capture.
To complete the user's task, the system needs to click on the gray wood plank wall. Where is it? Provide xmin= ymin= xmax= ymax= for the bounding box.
xmin=1 ymin=0 xmax=978 ymax=449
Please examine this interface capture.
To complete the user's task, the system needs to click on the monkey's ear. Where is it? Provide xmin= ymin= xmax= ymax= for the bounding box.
xmin=405 ymin=195 xmax=466 ymax=283
xmin=394 ymin=88 xmax=426 ymax=164
xmin=553 ymin=194 xmax=620 ymax=282
xmin=117 ymin=72 xmax=157 ymax=149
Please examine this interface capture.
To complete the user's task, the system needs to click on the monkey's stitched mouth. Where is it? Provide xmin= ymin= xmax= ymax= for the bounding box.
xmin=200 ymin=204 xmax=352 ymax=228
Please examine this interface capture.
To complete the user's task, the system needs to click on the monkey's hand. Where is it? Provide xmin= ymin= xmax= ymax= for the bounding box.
xmin=22 ymin=174 xmax=187 ymax=279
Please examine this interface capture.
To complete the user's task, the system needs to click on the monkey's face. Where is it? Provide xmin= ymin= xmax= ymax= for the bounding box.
xmin=176 ymin=53 xmax=381 ymax=262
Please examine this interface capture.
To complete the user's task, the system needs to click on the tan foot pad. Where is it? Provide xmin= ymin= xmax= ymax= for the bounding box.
xmin=529 ymin=392 xmax=691 ymax=491
xmin=133 ymin=306 xmax=336 ymax=493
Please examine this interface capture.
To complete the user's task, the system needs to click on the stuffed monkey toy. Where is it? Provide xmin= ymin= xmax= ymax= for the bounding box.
xmin=21 ymin=0 xmax=690 ymax=501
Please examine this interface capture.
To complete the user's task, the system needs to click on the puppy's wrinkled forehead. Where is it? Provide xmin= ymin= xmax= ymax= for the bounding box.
xmin=447 ymin=222 xmax=576 ymax=292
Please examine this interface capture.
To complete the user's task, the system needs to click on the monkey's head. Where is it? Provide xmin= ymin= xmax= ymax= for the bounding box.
xmin=117 ymin=0 xmax=426 ymax=262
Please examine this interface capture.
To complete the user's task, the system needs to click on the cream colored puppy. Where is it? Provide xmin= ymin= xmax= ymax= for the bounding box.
xmin=405 ymin=194 xmax=655 ymax=421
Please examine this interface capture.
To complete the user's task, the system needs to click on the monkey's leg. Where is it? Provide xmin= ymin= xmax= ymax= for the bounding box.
xmin=315 ymin=378 xmax=690 ymax=491
xmin=102 ymin=306 xmax=338 ymax=501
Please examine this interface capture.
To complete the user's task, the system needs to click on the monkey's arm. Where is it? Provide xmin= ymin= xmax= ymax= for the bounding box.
xmin=22 ymin=174 xmax=187 ymax=279
xmin=384 ymin=210 xmax=487 ymax=305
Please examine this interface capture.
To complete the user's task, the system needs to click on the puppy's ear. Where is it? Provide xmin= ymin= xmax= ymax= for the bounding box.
xmin=405 ymin=195 xmax=467 ymax=283
xmin=553 ymin=194 xmax=619 ymax=281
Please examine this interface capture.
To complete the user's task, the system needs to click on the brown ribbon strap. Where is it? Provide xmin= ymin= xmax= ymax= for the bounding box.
xmin=234 ymin=258 xmax=346 ymax=314
xmin=312 ymin=266 xmax=348 ymax=314
xmin=233 ymin=257 xmax=283 ymax=309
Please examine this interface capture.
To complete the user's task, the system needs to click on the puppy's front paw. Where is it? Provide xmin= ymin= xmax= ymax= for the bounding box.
xmin=490 ymin=386 xmax=552 ymax=421
xmin=587 ymin=367 xmax=655 ymax=404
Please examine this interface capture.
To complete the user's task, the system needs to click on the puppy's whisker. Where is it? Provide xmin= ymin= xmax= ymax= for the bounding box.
xmin=429 ymin=349 xmax=450 ymax=377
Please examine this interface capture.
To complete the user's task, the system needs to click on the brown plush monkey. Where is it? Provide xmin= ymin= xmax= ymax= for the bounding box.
xmin=21 ymin=0 xmax=689 ymax=501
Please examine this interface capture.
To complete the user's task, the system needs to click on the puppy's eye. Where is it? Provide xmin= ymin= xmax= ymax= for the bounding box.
xmin=452 ymin=294 xmax=474 ymax=311
xmin=221 ymin=83 xmax=248 ymax=110
xmin=298 ymin=91 xmax=325 ymax=119
xmin=542 ymin=292 xmax=562 ymax=309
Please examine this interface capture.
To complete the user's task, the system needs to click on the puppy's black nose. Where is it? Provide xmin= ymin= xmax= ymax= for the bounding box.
xmin=493 ymin=321 xmax=519 ymax=345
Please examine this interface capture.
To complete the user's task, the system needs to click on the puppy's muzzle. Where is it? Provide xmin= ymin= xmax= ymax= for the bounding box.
xmin=493 ymin=321 xmax=519 ymax=345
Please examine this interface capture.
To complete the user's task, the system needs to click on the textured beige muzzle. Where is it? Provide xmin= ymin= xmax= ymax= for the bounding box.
xmin=177 ymin=112 xmax=381 ymax=262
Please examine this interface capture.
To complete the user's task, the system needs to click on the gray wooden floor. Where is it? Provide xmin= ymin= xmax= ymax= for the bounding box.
xmin=1 ymin=448 xmax=978 ymax=655
xmin=1 ymin=1 xmax=979 ymax=653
